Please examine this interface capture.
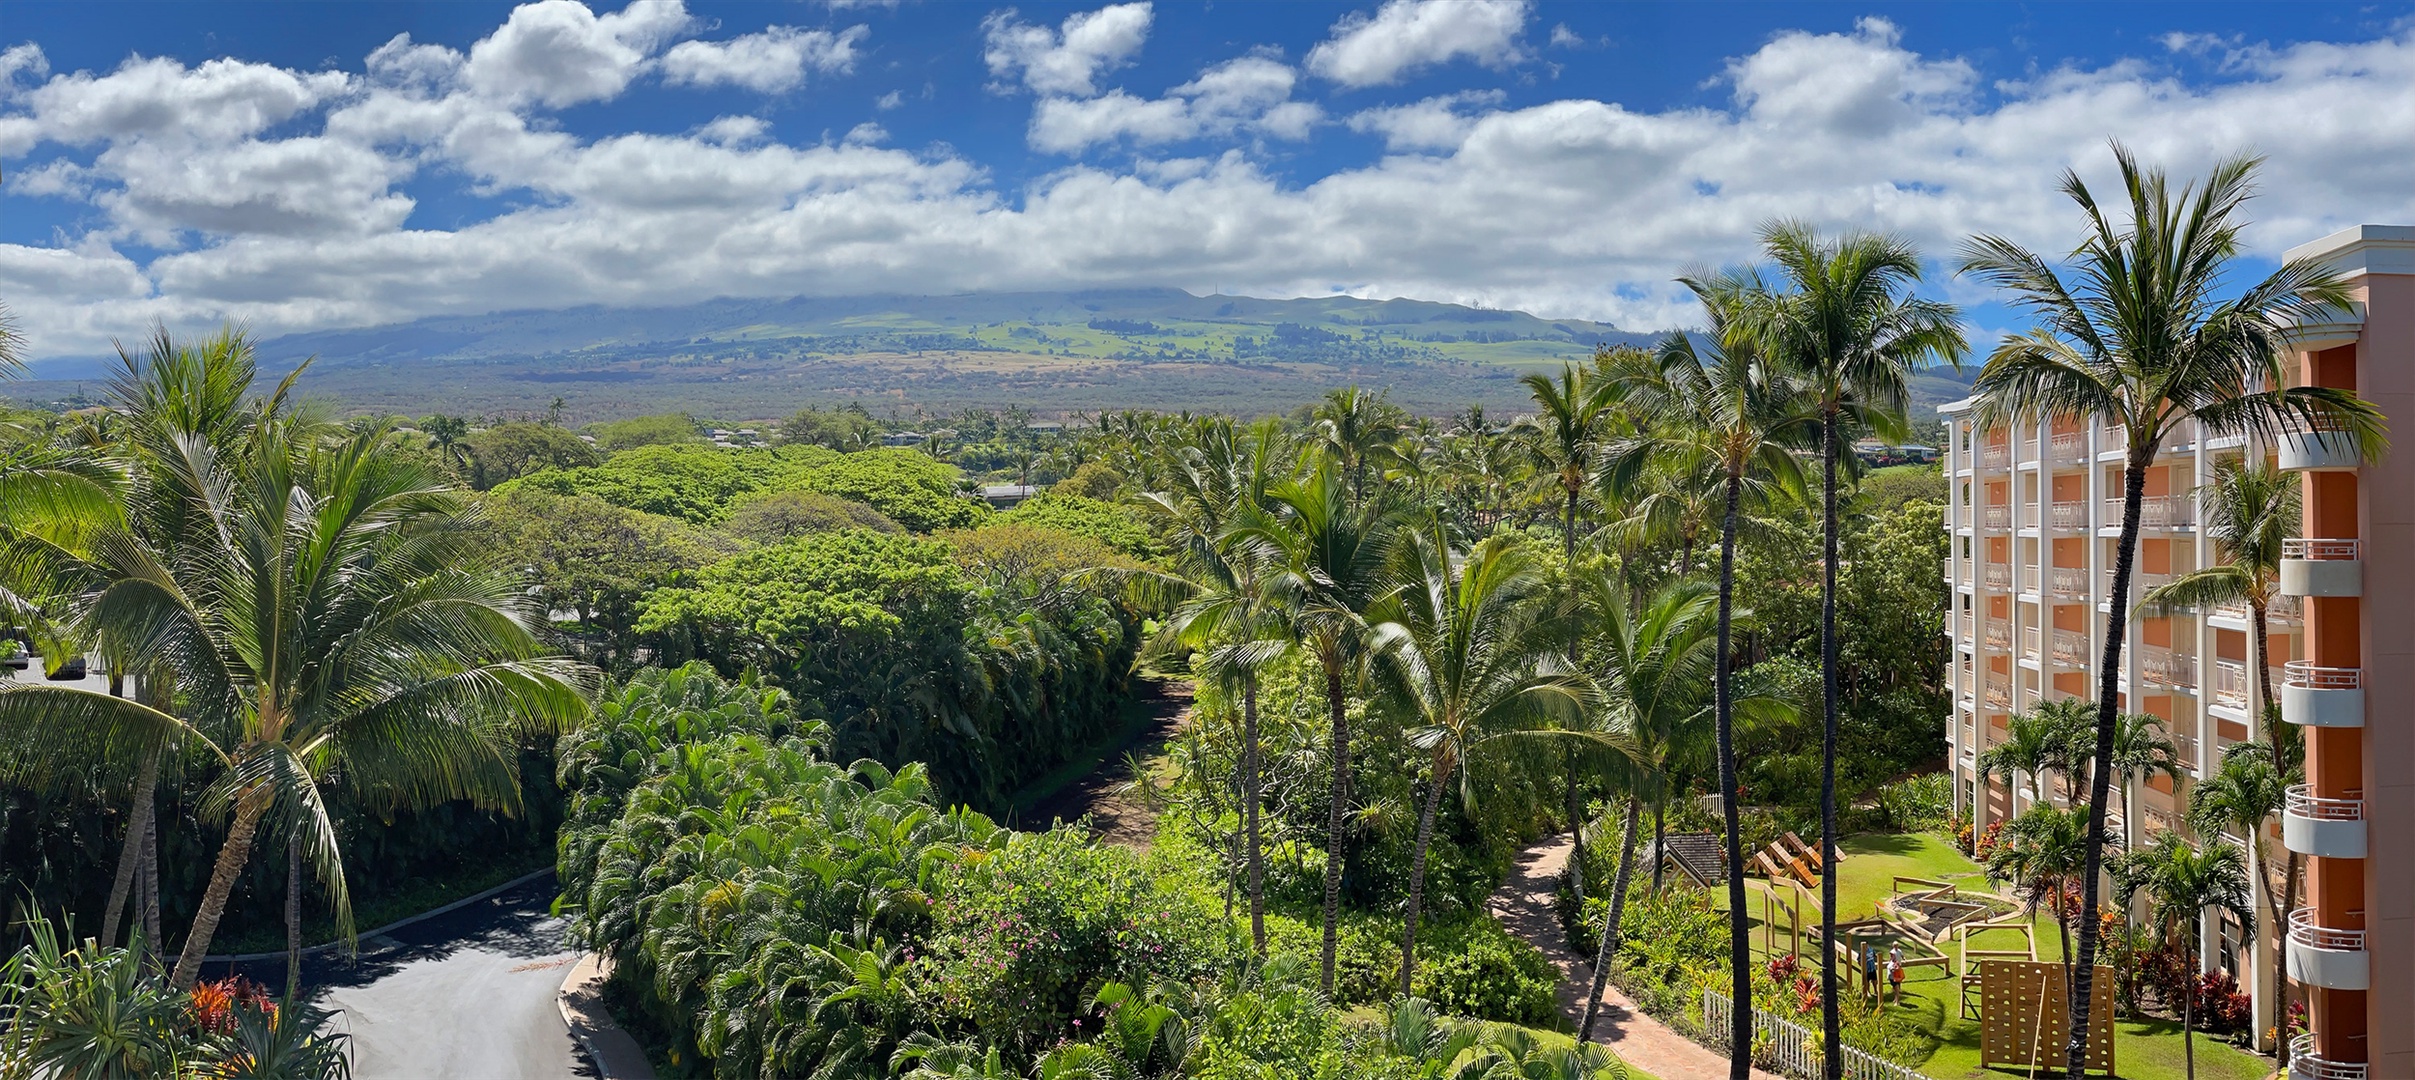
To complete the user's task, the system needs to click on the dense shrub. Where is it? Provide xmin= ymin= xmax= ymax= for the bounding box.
xmin=786 ymin=448 xmax=984 ymax=531
xmin=1875 ymin=772 xmax=1953 ymax=832
xmin=721 ymin=488 xmax=900 ymax=542
xmin=507 ymin=443 xmax=984 ymax=531
xmin=587 ymin=413 xmax=702 ymax=451
xmin=992 ymin=494 xmax=1161 ymax=559
xmin=1410 ymin=920 xmax=1558 ymax=1026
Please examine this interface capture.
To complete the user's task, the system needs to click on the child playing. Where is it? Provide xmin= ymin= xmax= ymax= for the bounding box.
xmin=1887 ymin=945 xmax=1906 ymax=1004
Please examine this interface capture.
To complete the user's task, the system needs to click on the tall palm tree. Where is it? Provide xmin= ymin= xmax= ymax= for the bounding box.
xmin=1986 ymin=803 xmax=2108 ymax=1006
xmin=2141 ymin=458 xmax=2298 ymax=716
xmin=1958 ymin=145 xmax=2383 ymax=1079
xmin=2103 ymin=711 xmax=2182 ymax=851
xmin=1978 ymin=704 xmax=2078 ymax=804
xmin=1602 ymin=267 xmax=1813 ymax=1077
xmin=1236 ymin=463 xmax=1391 ymax=994
xmin=1760 ymin=220 xmax=1966 ymax=1076
xmin=2113 ymin=832 xmax=2255 ymax=1080
xmin=1310 ymin=386 xmax=1402 ymax=510
xmin=1367 ymin=524 xmax=1579 ymax=992
xmin=2186 ymin=733 xmax=2301 ymax=1067
xmin=1516 ymin=364 xmax=1622 ymax=900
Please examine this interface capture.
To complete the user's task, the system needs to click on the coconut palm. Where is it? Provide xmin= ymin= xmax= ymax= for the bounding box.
xmin=1977 ymin=698 xmax=2096 ymax=807
xmin=1367 ymin=524 xmax=1580 ymax=992
xmin=2113 ymin=832 xmax=2255 ymax=1080
xmin=1515 ymin=363 xmax=1623 ymax=900
xmin=2140 ymin=457 xmax=2299 ymax=716
xmin=1234 ymin=462 xmax=1392 ymax=994
xmin=1986 ymin=803 xmax=2109 ymax=1006
xmin=0 ymin=301 xmax=22 ymax=378
xmin=2185 ymin=733 xmax=2301 ymax=1065
xmin=1310 ymin=386 xmax=1403 ymax=509
xmin=1958 ymin=145 xmax=2383 ymax=1079
xmin=1758 ymin=219 xmax=1966 ymax=1076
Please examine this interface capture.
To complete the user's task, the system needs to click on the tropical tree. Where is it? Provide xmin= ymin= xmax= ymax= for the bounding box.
xmin=1986 ymin=803 xmax=2108 ymax=1005
xmin=2140 ymin=457 xmax=2299 ymax=715
xmin=2185 ymin=732 xmax=2301 ymax=1065
xmin=1367 ymin=524 xmax=1578 ymax=992
xmin=1977 ymin=699 xmax=2094 ymax=806
xmin=1958 ymin=144 xmax=2384 ymax=1079
xmin=2113 ymin=832 xmax=2255 ymax=1080
xmin=1235 ymin=462 xmax=1392 ymax=994
xmin=2104 ymin=711 xmax=2182 ymax=851
xmin=1759 ymin=220 xmax=1966 ymax=1074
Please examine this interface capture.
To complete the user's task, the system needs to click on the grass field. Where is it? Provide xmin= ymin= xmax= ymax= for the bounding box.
xmin=1719 ymin=833 xmax=2272 ymax=1080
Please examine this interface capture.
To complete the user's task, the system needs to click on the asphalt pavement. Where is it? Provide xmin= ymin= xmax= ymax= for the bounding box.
xmin=219 ymin=874 xmax=598 ymax=1080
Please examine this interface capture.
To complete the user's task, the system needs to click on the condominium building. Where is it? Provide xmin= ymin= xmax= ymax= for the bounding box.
xmin=1940 ymin=224 xmax=2412 ymax=1079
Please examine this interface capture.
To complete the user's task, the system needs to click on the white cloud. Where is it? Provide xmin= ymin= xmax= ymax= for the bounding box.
xmin=1307 ymin=0 xmax=1529 ymax=88
xmin=2 ymin=7 xmax=2413 ymax=358
xmin=1549 ymin=24 xmax=1584 ymax=49
xmin=462 ymin=0 xmax=693 ymax=108
xmin=0 ymin=43 xmax=49 ymax=88
xmin=874 ymin=89 xmax=903 ymax=110
xmin=661 ymin=24 xmax=867 ymax=93
xmin=983 ymin=3 xmax=1152 ymax=97
xmin=1027 ymin=54 xmax=1319 ymax=153
xmin=1346 ymin=89 xmax=1503 ymax=150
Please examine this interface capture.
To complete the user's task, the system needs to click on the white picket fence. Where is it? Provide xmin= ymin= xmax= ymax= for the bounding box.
xmin=1701 ymin=991 xmax=1927 ymax=1080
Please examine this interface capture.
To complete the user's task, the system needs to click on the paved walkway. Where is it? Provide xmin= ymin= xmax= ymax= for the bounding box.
xmin=1487 ymin=835 xmax=1778 ymax=1080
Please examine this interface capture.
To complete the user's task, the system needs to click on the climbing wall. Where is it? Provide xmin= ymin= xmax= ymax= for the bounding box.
xmin=1978 ymin=960 xmax=2115 ymax=1074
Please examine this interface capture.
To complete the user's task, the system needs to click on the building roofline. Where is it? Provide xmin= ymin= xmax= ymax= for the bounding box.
xmin=2284 ymin=224 xmax=2415 ymax=277
xmin=1938 ymin=396 xmax=1975 ymax=415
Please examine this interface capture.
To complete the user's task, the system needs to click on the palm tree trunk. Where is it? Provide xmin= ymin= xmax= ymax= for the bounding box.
xmin=1244 ymin=672 xmax=1267 ymax=954
xmin=2251 ymin=601 xmax=2274 ymax=726
xmin=1580 ymin=796 xmax=1643 ymax=1043
xmin=2277 ymin=850 xmax=2300 ymax=1065
xmin=1650 ymin=797 xmax=1668 ymax=894
xmin=286 ymin=830 xmax=303 ymax=993
xmin=2068 ymin=454 xmax=2151 ymax=1080
xmin=1318 ymin=651 xmax=1350 ymax=995
xmin=140 ymin=799 xmax=161 ymax=967
xmin=102 ymin=748 xmax=160 ymax=950
xmin=1398 ymin=757 xmax=1450 ymax=994
xmin=2183 ymin=962 xmax=2196 ymax=1080
xmin=170 ymin=787 xmax=272 ymax=990
xmin=1715 ymin=470 xmax=1752 ymax=1080
xmin=1818 ymin=409 xmax=1843 ymax=1080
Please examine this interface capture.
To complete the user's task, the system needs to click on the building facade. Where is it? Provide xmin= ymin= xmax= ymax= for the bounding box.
xmin=1939 ymin=224 xmax=2412 ymax=1079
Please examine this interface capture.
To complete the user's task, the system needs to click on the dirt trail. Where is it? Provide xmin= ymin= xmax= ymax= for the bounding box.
xmin=1488 ymin=835 xmax=1781 ymax=1080
xmin=1013 ymin=678 xmax=1192 ymax=846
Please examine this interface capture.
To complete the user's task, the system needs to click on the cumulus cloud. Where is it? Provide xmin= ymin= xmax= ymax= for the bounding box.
xmin=1029 ymin=53 xmax=1319 ymax=153
xmin=0 ymin=43 xmax=49 ymax=87
xmin=983 ymin=3 xmax=1152 ymax=96
xmin=462 ymin=0 xmax=692 ymax=107
xmin=2 ymin=6 xmax=2414 ymax=357
xmin=1307 ymin=0 xmax=1529 ymax=88
xmin=661 ymin=24 xmax=867 ymax=93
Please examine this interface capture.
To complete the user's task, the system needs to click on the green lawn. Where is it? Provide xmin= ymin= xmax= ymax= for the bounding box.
xmin=1718 ymin=832 xmax=2272 ymax=1080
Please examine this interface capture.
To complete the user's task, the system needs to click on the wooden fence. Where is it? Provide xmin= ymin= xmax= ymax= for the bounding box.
xmin=1701 ymin=990 xmax=1927 ymax=1080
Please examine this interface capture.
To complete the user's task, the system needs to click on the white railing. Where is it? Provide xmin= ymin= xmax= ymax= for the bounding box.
xmin=2021 ymin=564 xmax=2040 ymax=594
xmin=1983 ymin=619 xmax=2011 ymax=650
xmin=1983 ymin=505 xmax=2011 ymax=531
xmin=2287 ymin=785 xmax=2364 ymax=823
xmin=2289 ymin=908 xmax=2367 ymax=952
xmin=2285 ymin=538 xmax=2360 ymax=560
xmin=2212 ymin=660 xmax=2250 ymax=707
xmin=1984 ymin=563 xmax=2012 ymax=590
xmin=2285 ymin=661 xmax=2362 ymax=691
xmin=1984 ymin=676 xmax=2011 ymax=710
xmin=2171 ymin=732 xmax=2200 ymax=769
xmin=1702 ymin=991 xmax=1926 ymax=1080
xmin=2288 ymin=1035 xmax=2367 ymax=1080
xmin=2140 ymin=645 xmax=2197 ymax=689
xmin=2021 ymin=501 xmax=2040 ymax=527
xmin=2211 ymin=595 xmax=2302 ymax=622
xmin=2127 ymin=494 xmax=2195 ymax=529
xmin=2051 ymin=566 xmax=2088 ymax=598
xmin=2053 ymin=628 xmax=2089 ymax=666
xmin=2162 ymin=417 xmax=2198 ymax=449
xmin=2049 ymin=430 xmax=2086 ymax=464
xmin=2022 ymin=625 xmax=2041 ymax=658
xmin=2050 ymin=500 xmax=2086 ymax=530
xmin=2145 ymin=806 xmax=2179 ymax=835
xmin=1981 ymin=444 xmax=2010 ymax=470
xmin=2107 ymin=569 xmax=2171 ymax=597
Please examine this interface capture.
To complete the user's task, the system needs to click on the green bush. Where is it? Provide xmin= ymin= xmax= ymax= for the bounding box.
xmin=1875 ymin=772 xmax=1953 ymax=833
xmin=993 ymin=494 xmax=1160 ymax=559
xmin=587 ymin=413 xmax=702 ymax=451
xmin=1410 ymin=919 xmax=1559 ymax=1026
xmin=785 ymin=447 xmax=985 ymax=532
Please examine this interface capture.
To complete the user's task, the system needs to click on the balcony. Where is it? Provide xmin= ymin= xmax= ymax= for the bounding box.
xmin=1982 ymin=619 xmax=2011 ymax=651
xmin=2021 ymin=624 xmax=2041 ymax=660
xmin=2139 ymin=645 xmax=2197 ymax=691
xmin=2170 ymin=731 xmax=2201 ymax=771
xmin=2106 ymin=569 xmax=2172 ymax=601
xmin=2050 ymin=566 xmax=2088 ymax=599
xmin=1983 ymin=676 xmax=2011 ymax=710
xmin=2104 ymin=493 xmax=2195 ymax=530
xmin=2280 ymin=538 xmax=2361 ymax=597
xmin=2051 ymin=628 xmax=2088 ymax=667
xmin=2287 ymin=908 xmax=2369 ymax=991
xmin=2049 ymin=430 xmax=2086 ymax=466
xmin=1982 ymin=505 xmax=2011 ymax=531
xmin=2159 ymin=417 xmax=2198 ymax=452
xmin=2208 ymin=595 xmax=2301 ymax=625
xmin=2020 ymin=564 xmax=2040 ymax=595
xmin=2282 ymin=662 xmax=2363 ymax=728
xmin=2277 ymin=416 xmax=2362 ymax=472
xmin=2283 ymin=785 xmax=2366 ymax=859
xmin=2049 ymin=500 xmax=2085 ymax=531
xmin=1981 ymin=444 xmax=2010 ymax=470
xmin=2288 ymin=1035 xmax=2366 ymax=1080
xmin=2210 ymin=660 xmax=2251 ymax=710
xmin=1983 ymin=563 xmax=2012 ymax=591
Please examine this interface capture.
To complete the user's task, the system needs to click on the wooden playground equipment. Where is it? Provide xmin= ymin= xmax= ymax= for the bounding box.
xmin=1977 ymin=959 xmax=2115 ymax=1074
xmin=1954 ymin=917 xmax=2039 ymax=1020
xmin=1745 ymin=831 xmax=1837 ymax=890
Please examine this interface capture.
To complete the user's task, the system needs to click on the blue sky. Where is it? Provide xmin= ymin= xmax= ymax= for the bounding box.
xmin=4 ymin=0 xmax=2412 ymax=356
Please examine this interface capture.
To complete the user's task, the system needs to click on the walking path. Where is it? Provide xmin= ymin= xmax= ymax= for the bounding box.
xmin=1487 ymin=835 xmax=1779 ymax=1080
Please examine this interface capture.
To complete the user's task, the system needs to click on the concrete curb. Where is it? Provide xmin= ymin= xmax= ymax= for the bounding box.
xmin=559 ymin=953 xmax=657 ymax=1080
xmin=202 ymin=866 xmax=556 ymax=963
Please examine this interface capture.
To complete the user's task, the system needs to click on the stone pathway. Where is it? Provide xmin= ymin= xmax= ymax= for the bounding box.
xmin=1487 ymin=835 xmax=1779 ymax=1080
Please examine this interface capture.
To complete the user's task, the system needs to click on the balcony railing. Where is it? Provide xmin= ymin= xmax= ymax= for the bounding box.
xmin=2021 ymin=564 xmax=2040 ymax=594
xmin=1983 ymin=563 xmax=2012 ymax=591
xmin=2050 ymin=500 xmax=2085 ymax=530
xmin=2210 ymin=595 xmax=2301 ymax=622
xmin=2049 ymin=430 xmax=2086 ymax=465
xmin=2285 ymin=661 xmax=2362 ymax=691
xmin=2106 ymin=493 xmax=2195 ymax=530
xmin=2143 ymin=806 xmax=2178 ymax=835
xmin=2284 ymin=538 xmax=2361 ymax=560
xmin=1983 ymin=677 xmax=2011 ymax=710
xmin=1981 ymin=444 xmax=2010 ymax=470
xmin=2211 ymin=660 xmax=2250 ymax=708
xmin=2140 ymin=645 xmax=2197 ymax=689
xmin=2108 ymin=569 xmax=2172 ymax=598
xmin=2050 ymin=566 xmax=2088 ymax=598
xmin=2287 ymin=785 xmax=2364 ymax=823
xmin=2289 ymin=909 xmax=2365 ymax=952
xmin=2287 ymin=1035 xmax=2366 ymax=1080
xmin=2022 ymin=625 xmax=2041 ymax=659
xmin=2171 ymin=732 xmax=2200 ymax=768
xmin=2052 ymin=628 xmax=2088 ymax=667
xmin=2021 ymin=501 xmax=2039 ymax=528
xmin=1982 ymin=505 xmax=2010 ymax=531
xmin=1982 ymin=619 xmax=2011 ymax=650
xmin=2161 ymin=417 xmax=2198 ymax=450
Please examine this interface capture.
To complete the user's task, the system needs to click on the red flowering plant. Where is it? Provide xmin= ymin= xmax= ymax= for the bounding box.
xmin=1971 ymin=820 xmax=2005 ymax=860
xmin=187 ymin=975 xmax=276 ymax=1036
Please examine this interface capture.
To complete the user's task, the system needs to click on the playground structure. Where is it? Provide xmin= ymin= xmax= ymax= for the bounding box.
xmin=1749 ymin=870 xmax=2027 ymax=1009
xmin=1878 ymin=876 xmax=2010 ymax=944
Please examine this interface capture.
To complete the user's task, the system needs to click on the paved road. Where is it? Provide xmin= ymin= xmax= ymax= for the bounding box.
xmin=221 ymin=874 xmax=597 ymax=1080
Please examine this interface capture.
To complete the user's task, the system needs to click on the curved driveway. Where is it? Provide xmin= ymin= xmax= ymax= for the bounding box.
xmin=226 ymin=874 xmax=597 ymax=1079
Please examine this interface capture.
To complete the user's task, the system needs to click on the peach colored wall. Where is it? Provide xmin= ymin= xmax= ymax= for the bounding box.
xmin=2351 ymin=272 xmax=2415 ymax=1075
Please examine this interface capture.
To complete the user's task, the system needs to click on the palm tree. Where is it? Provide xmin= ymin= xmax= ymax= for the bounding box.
xmin=2186 ymin=733 xmax=2301 ymax=1066
xmin=1977 ymin=706 xmax=2071 ymax=804
xmin=1236 ymin=462 xmax=1391 ymax=994
xmin=1602 ymin=267 xmax=1813 ymax=1077
xmin=2103 ymin=711 xmax=2182 ymax=852
xmin=1367 ymin=524 xmax=1578 ymax=992
xmin=1958 ymin=145 xmax=2384 ymax=1080
xmin=2 ymin=349 xmax=594 ymax=988
xmin=1986 ymin=803 xmax=2108 ymax=1006
xmin=2141 ymin=457 xmax=2298 ymax=716
xmin=2113 ymin=832 xmax=2255 ymax=1080
xmin=1516 ymin=363 xmax=1622 ymax=900
xmin=1760 ymin=220 xmax=1966 ymax=1076
xmin=1310 ymin=386 xmax=1403 ymax=510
